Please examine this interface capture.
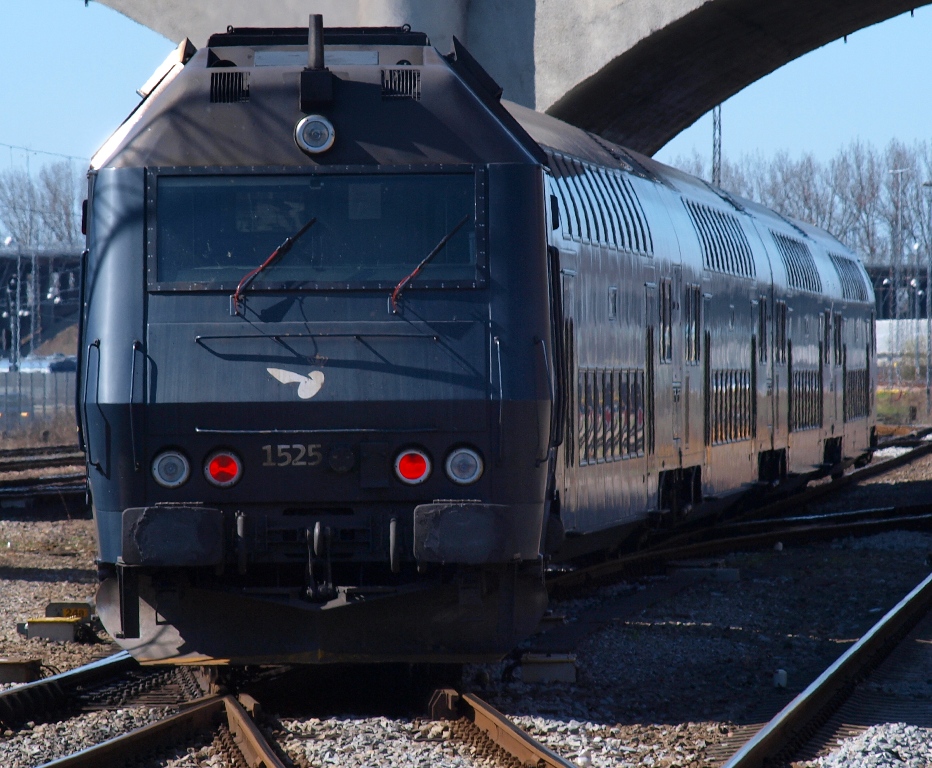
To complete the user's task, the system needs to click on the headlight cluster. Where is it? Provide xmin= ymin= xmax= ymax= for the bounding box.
xmin=393 ymin=446 xmax=483 ymax=486
xmin=151 ymin=449 xmax=243 ymax=489
xmin=152 ymin=445 xmax=484 ymax=489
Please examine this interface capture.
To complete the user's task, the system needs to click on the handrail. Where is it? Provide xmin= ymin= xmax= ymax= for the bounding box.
xmin=81 ymin=339 xmax=101 ymax=470
xmin=536 ymin=337 xmax=555 ymax=467
xmin=129 ymin=340 xmax=142 ymax=472
xmin=494 ymin=336 xmax=503 ymax=460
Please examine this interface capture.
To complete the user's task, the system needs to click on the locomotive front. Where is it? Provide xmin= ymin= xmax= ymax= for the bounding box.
xmin=80 ymin=24 xmax=554 ymax=663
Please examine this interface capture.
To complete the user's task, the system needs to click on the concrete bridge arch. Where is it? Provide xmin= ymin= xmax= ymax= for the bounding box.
xmin=98 ymin=0 xmax=929 ymax=154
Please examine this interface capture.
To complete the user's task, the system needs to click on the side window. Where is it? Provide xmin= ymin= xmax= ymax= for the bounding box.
xmin=833 ymin=312 xmax=843 ymax=366
xmin=775 ymin=300 xmax=788 ymax=364
xmin=684 ymin=284 xmax=701 ymax=364
xmin=593 ymin=370 xmax=604 ymax=460
xmin=823 ymin=310 xmax=831 ymax=365
xmin=758 ymin=296 xmax=769 ymax=363
xmin=578 ymin=369 xmax=588 ymax=464
xmin=660 ymin=278 xmax=673 ymax=363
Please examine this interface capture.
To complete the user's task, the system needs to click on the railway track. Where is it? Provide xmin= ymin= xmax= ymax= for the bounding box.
xmin=0 ymin=649 xmax=579 ymax=768
xmin=0 ymin=444 xmax=85 ymax=501
xmin=38 ymin=693 xmax=287 ymax=768
xmin=717 ymin=571 xmax=932 ymax=767
xmin=0 ymin=652 xmax=285 ymax=768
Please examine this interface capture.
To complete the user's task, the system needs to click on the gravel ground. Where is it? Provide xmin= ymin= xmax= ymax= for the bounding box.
xmin=0 ymin=501 xmax=105 ymax=675
xmin=0 ymin=707 xmax=173 ymax=768
xmin=812 ymin=450 xmax=932 ymax=513
xmin=277 ymin=717 xmax=490 ymax=768
xmin=801 ymin=723 xmax=932 ymax=768
xmin=463 ymin=530 xmax=932 ymax=767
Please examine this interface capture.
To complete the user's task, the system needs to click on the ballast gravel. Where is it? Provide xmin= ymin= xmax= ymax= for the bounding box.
xmin=277 ymin=717 xmax=487 ymax=768
xmin=0 ymin=509 xmax=104 ymax=675
xmin=0 ymin=707 xmax=172 ymax=768
xmin=464 ymin=530 xmax=932 ymax=768
xmin=801 ymin=723 xmax=932 ymax=768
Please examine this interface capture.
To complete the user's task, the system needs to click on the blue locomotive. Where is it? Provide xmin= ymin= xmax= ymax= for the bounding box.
xmin=79 ymin=20 xmax=874 ymax=663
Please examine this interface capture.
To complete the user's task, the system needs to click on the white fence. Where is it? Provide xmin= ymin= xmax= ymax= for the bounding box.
xmin=0 ymin=371 xmax=76 ymax=428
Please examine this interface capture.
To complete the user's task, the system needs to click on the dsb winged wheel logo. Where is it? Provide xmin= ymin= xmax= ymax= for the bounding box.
xmin=266 ymin=368 xmax=325 ymax=399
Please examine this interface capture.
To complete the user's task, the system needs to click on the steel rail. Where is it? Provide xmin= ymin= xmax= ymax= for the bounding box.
xmin=38 ymin=694 xmax=225 ymax=768
xmin=548 ymin=509 xmax=932 ymax=593
xmin=0 ymin=470 xmax=85 ymax=489
xmin=722 ymin=571 xmax=932 ymax=768
xmin=0 ymin=652 xmax=136 ymax=729
xmin=709 ymin=437 xmax=932 ymax=531
xmin=0 ymin=444 xmax=78 ymax=460
xmin=460 ymin=692 xmax=578 ymax=768
xmin=0 ymin=453 xmax=84 ymax=473
xmin=223 ymin=694 xmax=289 ymax=768
xmin=37 ymin=693 xmax=287 ymax=768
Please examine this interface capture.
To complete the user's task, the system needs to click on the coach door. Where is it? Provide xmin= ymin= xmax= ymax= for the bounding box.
xmin=670 ymin=266 xmax=683 ymax=455
xmin=645 ymin=282 xmax=658 ymax=474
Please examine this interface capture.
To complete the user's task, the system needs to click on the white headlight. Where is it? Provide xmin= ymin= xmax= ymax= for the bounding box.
xmin=152 ymin=450 xmax=190 ymax=488
xmin=295 ymin=114 xmax=335 ymax=154
xmin=445 ymin=447 xmax=483 ymax=485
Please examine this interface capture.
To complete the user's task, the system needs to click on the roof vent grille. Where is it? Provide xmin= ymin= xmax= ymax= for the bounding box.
xmin=684 ymin=200 xmax=755 ymax=278
xmin=210 ymin=71 xmax=250 ymax=103
xmin=381 ymin=68 xmax=421 ymax=100
xmin=772 ymin=232 xmax=822 ymax=293
xmin=829 ymin=252 xmax=868 ymax=302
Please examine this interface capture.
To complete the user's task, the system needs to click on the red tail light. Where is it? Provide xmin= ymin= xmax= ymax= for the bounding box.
xmin=394 ymin=448 xmax=431 ymax=485
xmin=204 ymin=450 xmax=242 ymax=487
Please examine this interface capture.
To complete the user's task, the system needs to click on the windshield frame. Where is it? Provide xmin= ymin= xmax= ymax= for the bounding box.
xmin=145 ymin=164 xmax=488 ymax=292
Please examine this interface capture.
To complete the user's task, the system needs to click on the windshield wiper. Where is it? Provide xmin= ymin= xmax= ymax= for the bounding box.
xmin=389 ymin=214 xmax=470 ymax=313
xmin=231 ymin=216 xmax=317 ymax=315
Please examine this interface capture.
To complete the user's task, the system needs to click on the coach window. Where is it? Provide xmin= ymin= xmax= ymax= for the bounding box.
xmin=758 ymin=297 xmax=768 ymax=363
xmin=775 ymin=301 xmax=788 ymax=364
xmin=685 ymin=284 xmax=701 ymax=363
xmin=833 ymin=313 xmax=843 ymax=366
xmin=660 ymin=279 xmax=673 ymax=362
xmin=823 ymin=310 xmax=831 ymax=365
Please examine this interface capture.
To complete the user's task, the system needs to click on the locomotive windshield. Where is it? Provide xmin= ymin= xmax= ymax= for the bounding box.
xmin=153 ymin=172 xmax=479 ymax=288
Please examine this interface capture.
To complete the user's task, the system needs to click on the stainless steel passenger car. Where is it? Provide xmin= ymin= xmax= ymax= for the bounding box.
xmin=79 ymin=21 xmax=875 ymax=664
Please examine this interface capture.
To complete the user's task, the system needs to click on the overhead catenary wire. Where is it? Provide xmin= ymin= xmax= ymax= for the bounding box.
xmin=0 ymin=141 xmax=88 ymax=163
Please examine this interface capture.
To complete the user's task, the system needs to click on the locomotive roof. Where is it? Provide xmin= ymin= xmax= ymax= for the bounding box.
xmin=91 ymin=26 xmax=868 ymax=303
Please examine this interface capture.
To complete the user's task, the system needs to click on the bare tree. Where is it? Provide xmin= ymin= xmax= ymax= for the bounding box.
xmin=37 ymin=162 xmax=82 ymax=248
xmin=0 ymin=169 xmax=41 ymax=248
xmin=0 ymin=161 xmax=82 ymax=249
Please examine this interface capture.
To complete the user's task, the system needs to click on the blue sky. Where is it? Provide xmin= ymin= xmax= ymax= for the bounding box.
xmin=656 ymin=7 xmax=932 ymax=165
xmin=2 ymin=2 xmax=931 ymax=173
